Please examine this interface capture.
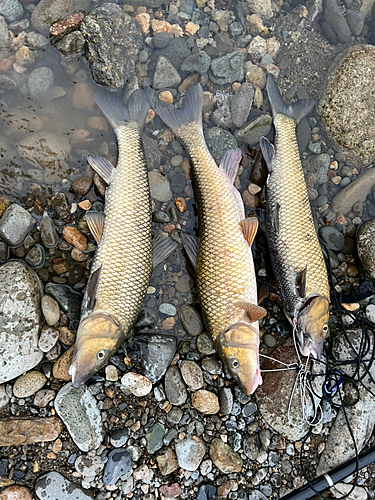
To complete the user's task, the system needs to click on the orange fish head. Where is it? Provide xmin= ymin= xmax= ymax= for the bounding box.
xmin=69 ymin=313 xmax=121 ymax=387
xmin=296 ymin=295 xmax=329 ymax=359
xmin=217 ymin=322 xmax=262 ymax=395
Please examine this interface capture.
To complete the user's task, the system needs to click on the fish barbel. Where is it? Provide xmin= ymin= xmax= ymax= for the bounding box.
xmin=154 ymin=85 xmax=266 ymax=394
xmin=70 ymin=88 xmax=176 ymax=387
xmin=260 ymin=75 xmax=330 ymax=358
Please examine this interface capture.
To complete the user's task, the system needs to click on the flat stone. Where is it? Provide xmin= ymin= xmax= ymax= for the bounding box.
xmin=178 ymin=304 xmax=203 ymax=336
xmin=231 ymin=82 xmax=254 ymax=128
xmin=175 ymin=437 xmax=206 ymax=471
xmin=209 ymin=438 xmax=243 ymax=473
xmin=0 ymin=204 xmax=34 ymax=247
xmin=35 ymin=471 xmax=93 ymax=500
xmin=13 ymin=371 xmax=46 ymax=398
xmin=235 ymin=114 xmax=272 ymax=146
xmin=146 ymin=422 xmax=166 ymax=454
xmin=0 ymin=416 xmax=62 ymax=446
xmin=331 ymin=168 xmax=375 ymax=215
xmin=103 ymin=448 xmax=132 ymax=486
xmin=0 ymin=261 xmax=43 ymax=383
xmin=180 ymin=360 xmax=203 ymax=390
xmin=153 ymin=56 xmax=181 ymax=90
xmin=33 ymin=389 xmax=55 ymax=408
xmin=156 ymin=447 xmax=178 ymax=475
xmin=54 ymin=382 xmax=103 ymax=451
xmin=210 ymin=50 xmax=245 ymax=85
xmin=38 ymin=326 xmax=59 ymax=352
xmin=18 ymin=132 xmax=70 ymax=169
xmin=164 ymin=365 xmax=187 ymax=405
xmin=148 ymin=171 xmax=173 ymax=202
xmin=121 ymin=372 xmax=152 ymax=397
xmin=191 ymin=390 xmax=220 ymax=414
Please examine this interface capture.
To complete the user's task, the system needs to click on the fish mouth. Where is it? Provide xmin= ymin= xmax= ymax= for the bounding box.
xmin=69 ymin=360 xmax=89 ymax=388
xmin=238 ymin=368 xmax=263 ymax=395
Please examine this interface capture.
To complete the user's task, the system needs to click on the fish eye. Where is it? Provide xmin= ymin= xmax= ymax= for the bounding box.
xmin=322 ymin=324 xmax=329 ymax=334
xmin=230 ymin=358 xmax=239 ymax=370
xmin=97 ymin=350 xmax=106 ymax=360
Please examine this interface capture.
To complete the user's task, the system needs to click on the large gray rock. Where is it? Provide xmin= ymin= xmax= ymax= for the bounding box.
xmin=357 ymin=219 xmax=375 ymax=279
xmin=31 ymin=0 xmax=90 ymax=35
xmin=54 ymin=383 xmax=103 ymax=451
xmin=0 ymin=204 xmax=34 ymax=247
xmin=81 ymin=3 xmax=143 ymax=90
xmin=18 ymin=131 xmax=71 ymax=169
xmin=153 ymin=56 xmax=181 ymax=90
xmin=231 ymin=82 xmax=254 ymax=128
xmin=209 ymin=50 xmax=245 ymax=85
xmin=0 ymin=0 xmax=23 ymax=23
xmin=318 ymin=45 xmax=375 ymax=166
xmin=317 ymin=330 xmax=375 ymax=475
xmin=0 ymin=261 xmax=43 ymax=383
xmin=35 ymin=471 xmax=93 ymax=500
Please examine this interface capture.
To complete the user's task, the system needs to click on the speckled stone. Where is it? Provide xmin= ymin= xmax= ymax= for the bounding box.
xmin=121 ymin=372 xmax=152 ymax=397
xmin=35 ymin=471 xmax=93 ymax=500
xmin=41 ymin=295 xmax=60 ymax=326
xmin=209 ymin=438 xmax=243 ymax=473
xmin=191 ymin=390 xmax=220 ymax=414
xmin=13 ymin=371 xmax=46 ymax=398
xmin=0 ymin=485 xmax=32 ymax=500
xmin=38 ymin=326 xmax=59 ymax=352
xmin=103 ymin=448 xmax=132 ymax=486
xmin=175 ymin=437 xmax=206 ymax=471
xmin=358 ymin=219 xmax=375 ymax=279
xmin=0 ymin=204 xmax=34 ymax=247
xmin=164 ymin=366 xmax=187 ymax=405
xmin=180 ymin=360 xmax=203 ymax=390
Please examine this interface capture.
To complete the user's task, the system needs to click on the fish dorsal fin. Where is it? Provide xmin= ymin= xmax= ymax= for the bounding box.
xmin=87 ymin=154 xmax=114 ymax=185
xmin=296 ymin=266 xmax=307 ymax=298
xmin=87 ymin=266 xmax=101 ymax=311
xmin=259 ymin=137 xmax=275 ymax=173
xmin=86 ymin=211 xmax=105 ymax=244
xmin=240 ymin=217 xmax=258 ymax=247
xmin=272 ymin=202 xmax=280 ymax=236
xmin=181 ymin=232 xmax=199 ymax=269
xmin=219 ymin=148 xmax=242 ymax=184
xmin=235 ymin=301 xmax=267 ymax=322
xmin=152 ymin=232 xmax=178 ymax=269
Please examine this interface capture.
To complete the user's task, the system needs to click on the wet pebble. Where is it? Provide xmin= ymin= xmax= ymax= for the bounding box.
xmin=231 ymin=82 xmax=254 ymax=128
xmin=40 ymin=214 xmax=58 ymax=249
xmin=180 ymin=51 xmax=211 ymax=74
xmin=146 ymin=422 xmax=166 ymax=454
xmin=197 ymin=484 xmax=217 ymax=500
xmin=159 ymin=303 xmax=177 ymax=316
xmin=175 ymin=273 xmax=194 ymax=292
xmin=153 ymin=31 xmax=170 ymax=49
xmin=0 ymin=204 xmax=34 ymax=247
xmin=110 ymin=428 xmax=129 ymax=448
xmin=38 ymin=326 xmax=59 ymax=352
xmin=319 ymin=225 xmax=345 ymax=251
xmin=63 ymin=226 xmax=87 ymax=251
xmin=105 ymin=364 xmax=118 ymax=382
xmin=13 ymin=370 xmax=46 ymax=398
xmin=121 ymin=372 xmax=152 ymax=397
xmin=71 ymin=177 xmax=93 ymax=196
xmin=191 ymin=389 xmax=220 ymax=414
xmin=0 ymin=0 xmax=23 ymax=23
xmin=219 ymin=387 xmax=233 ymax=415
xmin=175 ymin=437 xmax=206 ymax=471
xmin=164 ymin=365 xmax=187 ymax=405
xmin=103 ymin=448 xmax=132 ymax=486
xmin=148 ymin=171 xmax=173 ymax=202
xmin=209 ymin=438 xmax=243 ymax=473
xmin=156 ymin=447 xmax=179 ymax=475
xmin=235 ymin=114 xmax=272 ymax=146
xmin=180 ymin=360 xmax=203 ymax=390
xmin=263 ymin=333 xmax=277 ymax=348
xmin=179 ymin=304 xmax=203 ymax=336
xmin=33 ymin=389 xmax=55 ymax=407
xmin=153 ymin=55 xmax=181 ymax=89
xmin=55 ymin=383 xmax=103 ymax=452
xmin=197 ymin=332 xmax=214 ymax=354
xmin=58 ymin=326 xmax=75 ymax=346
xmin=152 ymin=210 xmax=170 ymax=224
xmin=28 ymin=67 xmax=54 ymax=100
xmin=201 ymin=356 xmax=222 ymax=375
xmin=25 ymin=244 xmax=45 ymax=268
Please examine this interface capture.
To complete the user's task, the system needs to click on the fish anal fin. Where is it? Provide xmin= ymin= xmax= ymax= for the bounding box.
xmin=260 ymin=137 xmax=275 ymax=173
xmin=219 ymin=148 xmax=242 ymax=184
xmin=152 ymin=232 xmax=178 ymax=269
xmin=86 ymin=211 xmax=105 ymax=244
xmin=296 ymin=266 xmax=307 ymax=299
xmin=235 ymin=301 xmax=267 ymax=322
xmin=87 ymin=266 xmax=101 ymax=311
xmin=87 ymin=154 xmax=114 ymax=184
xmin=239 ymin=217 xmax=258 ymax=247
xmin=181 ymin=232 xmax=198 ymax=269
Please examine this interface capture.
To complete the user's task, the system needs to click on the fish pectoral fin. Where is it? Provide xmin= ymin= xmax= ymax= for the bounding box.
xmin=258 ymin=284 xmax=269 ymax=304
xmin=87 ymin=154 xmax=114 ymax=184
xmin=259 ymin=137 xmax=275 ymax=173
xmin=152 ymin=231 xmax=178 ymax=269
xmin=272 ymin=203 xmax=280 ymax=235
xmin=235 ymin=301 xmax=267 ymax=322
xmin=219 ymin=148 xmax=242 ymax=184
xmin=87 ymin=266 xmax=101 ymax=311
xmin=181 ymin=232 xmax=198 ymax=269
xmin=239 ymin=217 xmax=258 ymax=247
xmin=86 ymin=211 xmax=105 ymax=244
xmin=295 ymin=266 xmax=307 ymax=299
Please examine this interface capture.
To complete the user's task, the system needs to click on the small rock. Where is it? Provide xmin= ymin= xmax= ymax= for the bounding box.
xmin=0 ymin=384 xmax=9 ymax=410
xmin=58 ymin=326 xmax=75 ymax=346
xmin=156 ymin=447 xmax=178 ymax=475
xmin=35 ymin=471 xmax=92 ymax=500
xmin=332 ymin=484 xmax=367 ymax=500
xmin=201 ymin=357 xmax=222 ymax=375
xmin=33 ymin=389 xmax=55 ymax=407
xmin=180 ymin=51 xmax=211 ymax=74
xmin=219 ymin=387 xmax=233 ymax=415
xmin=319 ymin=225 xmax=345 ymax=251
xmin=146 ymin=422 xmax=166 ymax=454
xmin=63 ymin=226 xmax=87 ymax=251
xmin=0 ymin=486 xmax=32 ymax=499
xmin=110 ymin=428 xmax=129 ymax=448
xmin=25 ymin=244 xmax=45 ymax=268
xmin=105 ymin=365 xmax=118 ymax=382
xmin=0 ymin=416 xmax=62 ymax=447
xmin=235 ymin=114 xmax=272 ymax=146
xmin=54 ymin=383 xmax=103 ymax=452
xmin=0 ymin=0 xmax=23 ymax=23
xmin=209 ymin=438 xmax=243 ymax=473
xmin=159 ymin=484 xmax=182 ymax=499
xmin=121 ymin=372 xmax=152 ymax=397
xmin=28 ymin=67 xmax=54 ymax=100
xmin=103 ymin=448 xmax=132 ymax=486
xmin=178 ymin=304 xmax=203 ymax=336
xmin=159 ymin=303 xmax=177 ymax=316
xmin=210 ymin=50 xmax=245 ymax=85
xmin=40 ymin=214 xmax=58 ymax=249
xmin=320 ymin=0 xmax=351 ymax=44
xmin=175 ymin=437 xmax=206 ymax=471
xmin=0 ymin=204 xmax=34 ymax=247
xmin=71 ymin=177 xmax=93 ymax=196
xmin=205 ymin=127 xmax=238 ymax=164
xmin=41 ymin=295 xmax=60 ymax=326
xmin=38 ymin=326 xmax=59 ymax=353
xmin=191 ymin=390 xmax=220 ymax=414
xmin=247 ymin=36 xmax=267 ymax=62
xmin=180 ymin=360 xmax=203 ymax=390
xmin=13 ymin=371 xmax=46 ymax=398
xmin=153 ymin=56 xmax=181 ymax=89
xmin=148 ymin=171 xmax=173 ymax=202
xmin=231 ymin=82 xmax=254 ymax=128
xmin=303 ymin=153 xmax=330 ymax=185
xmin=164 ymin=366 xmax=187 ymax=405
xmin=153 ymin=31 xmax=170 ymax=49
xmin=331 ymin=169 xmax=375 ymax=215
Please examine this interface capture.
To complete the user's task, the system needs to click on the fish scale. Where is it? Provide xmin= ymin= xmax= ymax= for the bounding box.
xmin=86 ymin=123 xmax=153 ymax=332
xmin=266 ymin=113 xmax=330 ymax=322
xmin=180 ymin=125 xmax=258 ymax=342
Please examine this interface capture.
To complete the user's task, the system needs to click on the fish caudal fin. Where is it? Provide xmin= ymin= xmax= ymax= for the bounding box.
xmin=94 ymin=87 xmax=154 ymax=130
xmin=267 ymin=74 xmax=316 ymax=123
xmin=152 ymin=232 xmax=178 ymax=269
xmin=153 ymin=84 xmax=203 ymax=137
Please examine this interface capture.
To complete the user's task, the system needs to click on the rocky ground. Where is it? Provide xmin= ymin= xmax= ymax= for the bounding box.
xmin=1 ymin=0 xmax=375 ymax=499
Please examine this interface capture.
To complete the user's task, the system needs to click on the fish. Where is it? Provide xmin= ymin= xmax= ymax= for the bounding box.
xmin=260 ymin=75 xmax=330 ymax=359
xmin=70 ymin=88 xmax=177 ymax=387
xmin=153 ymin=85 xmax=266 ymax=395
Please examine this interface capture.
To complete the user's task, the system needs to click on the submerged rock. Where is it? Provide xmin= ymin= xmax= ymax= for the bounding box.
xmin=231 ymin=82 xmax=254 ymax=128
xmin=0 ymin=261 xmax=43 ymax=383
xmin=235 ymin=114 xmax=272 ymax=146
xmin=31 ymin=0 xmax=90 ymax=35
xmin=18 ymin=131 xmax=71 ymax=169
xmin=205 ymin=127 xmax=238 ymax=164
xmin=0 ymin=204 xmax=34 ymax=247
xmin=153 ymin=56 xmax=181 ymax=89
xmin=318 ymin=45 xmax=375 ymax=166
xmin=81 ymin=3 xmax=143 ymax=90
xmin=54 ymin=383 xmax=103 ymax=451
xmin=331 ymin=168 xmax=375 ymax=215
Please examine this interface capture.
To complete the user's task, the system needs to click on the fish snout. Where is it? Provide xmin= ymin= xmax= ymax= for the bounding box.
xmin=69 ymin=360 xmax=85 ymax=388
xmin=238 ymin=368 xmax=263 ymax=395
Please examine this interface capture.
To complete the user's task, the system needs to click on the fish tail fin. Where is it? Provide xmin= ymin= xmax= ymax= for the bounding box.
xmin=94 ymin=87 xmax=154 ymax=130
xmin=267 ymin=74 xmax=316 ymax=124
xmin=152 ymin=84 xmax=203 ymax=137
